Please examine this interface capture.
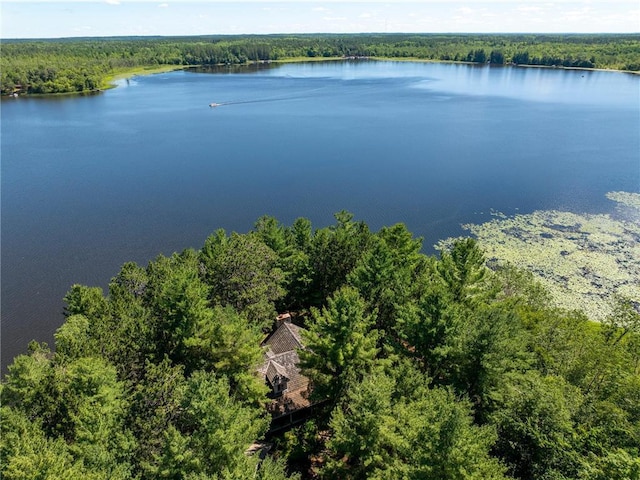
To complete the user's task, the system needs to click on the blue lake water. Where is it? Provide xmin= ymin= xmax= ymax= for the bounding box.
xmin=2 ymin=60 xmax=639 ymax=369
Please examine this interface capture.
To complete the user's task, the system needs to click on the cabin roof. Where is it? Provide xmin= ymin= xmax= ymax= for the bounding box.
xmin=265 ymin=360 xmax=289 ymax=384
xmin=264 ymin=321 xmax=304 ymax=355
xmin=258 ymin=317 xmax=312 ymax=417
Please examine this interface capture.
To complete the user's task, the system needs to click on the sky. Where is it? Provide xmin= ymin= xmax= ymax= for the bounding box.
xmin=2 ymin=1 xmax=639 ymax=39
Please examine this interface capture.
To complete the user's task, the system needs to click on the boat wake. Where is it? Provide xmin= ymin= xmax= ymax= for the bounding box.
xmin=209 ymin=87 xmax=326 ymax=108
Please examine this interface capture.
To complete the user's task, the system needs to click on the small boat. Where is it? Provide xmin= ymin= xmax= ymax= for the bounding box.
xmin=209 ymin=102 xmax=221 ymax=107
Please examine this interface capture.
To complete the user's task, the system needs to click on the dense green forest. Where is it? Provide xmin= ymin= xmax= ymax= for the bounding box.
xmin=2 ymin=213 xmax=639 ymax=479
xmin=2 ymin=33 xmax=639 ymax=95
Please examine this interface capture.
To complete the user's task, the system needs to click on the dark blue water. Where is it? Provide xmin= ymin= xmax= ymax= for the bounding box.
xmin=2 ymin=61 xmax=639 ymax=369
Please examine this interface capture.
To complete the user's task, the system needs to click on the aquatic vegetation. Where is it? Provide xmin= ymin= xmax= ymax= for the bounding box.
xmin=606 ymin=191 xmax=640 ymax=209
xmin=458 ymin=192 xmax=640 ymax=320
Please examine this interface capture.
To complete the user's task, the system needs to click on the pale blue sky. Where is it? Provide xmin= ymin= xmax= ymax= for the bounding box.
xmin=2 ymin=1 xmax=638 ymax=39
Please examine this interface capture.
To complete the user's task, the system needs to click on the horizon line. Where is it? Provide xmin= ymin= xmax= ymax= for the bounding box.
xmin=4 ymin=31 xmax=640 ymax=41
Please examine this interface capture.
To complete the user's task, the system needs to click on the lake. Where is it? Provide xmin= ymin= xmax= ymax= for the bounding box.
xmin=2 ymin=60 xmax=639 ymax=370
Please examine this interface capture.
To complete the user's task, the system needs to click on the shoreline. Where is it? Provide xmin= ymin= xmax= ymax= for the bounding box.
xmin=107 ymin=56 xmax=640 ymax=79
xmin=101 ymin=64 xmax=187 ymax=90
xmin=370 ymin=56 xmax=640 ymax=75
xmin=5 ymin=57 xmax=638 ymax=98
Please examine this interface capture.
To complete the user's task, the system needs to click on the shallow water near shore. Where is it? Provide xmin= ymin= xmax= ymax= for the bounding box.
xmin=2 ymin=60 xmax=639 ymax=370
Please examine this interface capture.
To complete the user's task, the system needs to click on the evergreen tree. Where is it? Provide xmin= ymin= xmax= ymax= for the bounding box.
xmin=300 ymin=286 xmax=379 ymax=402
xmin=325 ymin=367 xmax=508 ymax=480
xmin=201 ymin=230 xmax=285 ymax=329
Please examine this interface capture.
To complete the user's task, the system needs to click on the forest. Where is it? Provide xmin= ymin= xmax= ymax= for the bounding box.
xmin=2 ymin=213 xmax=639 ymax=479
xmin=2 ymin=33 xmax=639 ymax=95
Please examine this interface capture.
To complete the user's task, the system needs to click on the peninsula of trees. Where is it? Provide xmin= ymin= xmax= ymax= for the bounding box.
xmin=2 ymin=213 xmax=639 ymax=479
xmin=2 ymin=33 xmax=639 ymax=95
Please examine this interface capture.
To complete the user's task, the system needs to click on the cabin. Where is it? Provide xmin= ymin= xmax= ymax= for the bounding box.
xmin=257 ymin=313 xmax=314 ymax=429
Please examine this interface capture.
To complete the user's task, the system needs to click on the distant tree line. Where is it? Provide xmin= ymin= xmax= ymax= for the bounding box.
xmin=2 ymin=213 xmax=639 ymax=479
xmin=2 ymin=33 xmax=639 ymax=95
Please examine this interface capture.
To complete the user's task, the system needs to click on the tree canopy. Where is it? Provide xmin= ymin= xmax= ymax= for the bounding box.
xmin=2 ymin=213 xmax=639 ymax=479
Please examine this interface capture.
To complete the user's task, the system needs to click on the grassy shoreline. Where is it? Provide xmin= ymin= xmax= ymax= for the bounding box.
xmin=101 ymin=64 xmax=186 ymax=90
